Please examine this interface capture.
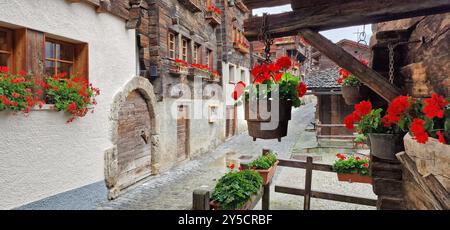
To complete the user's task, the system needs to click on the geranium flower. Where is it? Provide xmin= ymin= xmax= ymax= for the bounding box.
xmin=386 ymin=95 xmax=413 ymax=124
xmin=0 ymin=66 xmax=8 ymax=73
xmin=354 ymin=100 xmax=372 ymax=119
xmin=12 ymin=92 xmax=20 ymax=98
xmin=437 ymin=131 xmax=446 ymax=144
xmin=363 ymin=163 xmax=369 ymax=168
xmin=423 ymin=93 xmax=448 ymax=119
xmin=232 ymin=81 xmax=246 ymax=101
xmin=229 ymin=164 xmax=235 ymax=170
xmin=276 ymin=56 xmax=291 ymax=70
xmin=409 ymin=118 xmax=429 ymax=144
xmin=297 ymin=82 xmax=307 ymax=97
xmin=344 ymin=114 xmax=355 ymax=130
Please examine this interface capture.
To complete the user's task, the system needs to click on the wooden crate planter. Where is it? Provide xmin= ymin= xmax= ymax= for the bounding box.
xmin=256 ymin=161 xmax=279 ymax=185
xmin=337 ymin=173 xmax=373 ymax=184
xmin=169 ymin=61 xmax=188 ymax=76
xmin=403 ymin=134 xmax=450 ymax=191
xmin=178 ymin=0 xmax=202 ymax=13
xmin=209 ymin=187 xmax=263 ymax=210
xmin=235 ymin=0 xmax=250 ymax=13
xmin=233 ymin=42 xmax=249 ymax=54
xmin=205 ymin=11 xmax=221 ymax=27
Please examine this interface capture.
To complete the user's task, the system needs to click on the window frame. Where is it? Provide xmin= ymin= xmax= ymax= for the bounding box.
xmin=44 ymin=38 xmax=76 ymax=77
xmin=206 ymin=48 xmax=213 ymax=68
xmin=0 ymin=27 xmax=13 ymax=69
xmin=193 ymin=43 xmax=200 ymax=64
xmin=181 ymin=38 xmax=188 ymax=62
xmin=168 ymin=32 xmax=176 ymax=60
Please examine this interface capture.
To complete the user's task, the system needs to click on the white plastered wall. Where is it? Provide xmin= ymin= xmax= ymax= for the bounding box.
xmin=0 ymin=0 xmax=137 ymax=209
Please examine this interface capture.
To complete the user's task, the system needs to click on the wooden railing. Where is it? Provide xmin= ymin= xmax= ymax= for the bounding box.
xmin=192 ymin=150 xmax=376 ymax=210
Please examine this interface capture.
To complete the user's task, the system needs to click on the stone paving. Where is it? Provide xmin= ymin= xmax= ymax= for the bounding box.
xmin=98 ymin=102 xmax=376 ymax=210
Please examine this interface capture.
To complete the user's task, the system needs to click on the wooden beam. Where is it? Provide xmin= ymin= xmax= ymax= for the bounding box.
xmin=299 ymin=29 xmax=401 ymax=102
xmin=244 ymin=0 xmax=450 ymax=40
xmin=243 ymin=0 xmax=291 ymax=9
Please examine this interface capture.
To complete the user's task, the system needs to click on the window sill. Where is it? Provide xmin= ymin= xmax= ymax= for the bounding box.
xmin=31 ymin=104 xmax=54 ymax=111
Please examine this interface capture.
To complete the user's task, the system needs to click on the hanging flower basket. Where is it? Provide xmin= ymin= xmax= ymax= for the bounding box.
xmin=369 ymin=133 xmax=405 ymax=161
xmin=342 ymin=85 xmax=362 ymax=105
xmin=245 ymin=99 xmax=292 ymax=142
xmin=233 ymin=56 xmax=308 ymax=142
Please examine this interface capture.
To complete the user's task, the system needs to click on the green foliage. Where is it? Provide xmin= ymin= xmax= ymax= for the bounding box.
xmin=354 ymin=134 xmax=368 ymax=143
xmin=248 ymin=152 xmax=278 ymax=170
xmin=356 ymin=108 xmax=403 ymax=136
xmin=0 ymin=72 xmax=36 ymax=112
xmin=342 ymin=75 xmax=360 ymax=87
xmin=333 ymin=154 xmax=370 ymax=176
xmin=211 ymin=170 xmax=263 ymax=210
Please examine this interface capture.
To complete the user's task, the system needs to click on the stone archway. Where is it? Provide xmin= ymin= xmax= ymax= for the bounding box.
xmin=104 ymin=77 xmax=160 ymax=200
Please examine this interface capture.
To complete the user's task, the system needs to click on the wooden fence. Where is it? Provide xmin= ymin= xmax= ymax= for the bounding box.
xmin=193 ymin=150 xmax=377 ymax=210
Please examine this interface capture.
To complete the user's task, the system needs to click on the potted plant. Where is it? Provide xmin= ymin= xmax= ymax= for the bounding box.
xmin=210 ymin=167 xmax=263 ymax=210
xmin=333 ymin=153 xmax=372 ymax=184
xmin=243 ymin=152 xmax=279 ymax=185
xmin=232 ymin=56 xmax=308 ymax=141
xmin=353 ymin=134 xmax=368 ymax=149
xmin=344 ymin=100 xmax=406 ymax=161
xmin=337 ymin=60 xmax=368 ymax=105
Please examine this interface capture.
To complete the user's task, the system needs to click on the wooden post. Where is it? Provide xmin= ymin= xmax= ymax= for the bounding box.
xmin=304 ymin=156 xmax=313 ymax=210
xmin=193 ymin=190 xmax=210 ymax=210
xmin=262 ymin=148 xmax=271 ymax=156
xmin=262 ymin=184 xmax=270 ymax=210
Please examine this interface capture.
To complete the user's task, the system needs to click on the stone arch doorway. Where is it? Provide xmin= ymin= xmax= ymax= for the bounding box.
xmin=105 ymin=77 xmax=160 ymax=200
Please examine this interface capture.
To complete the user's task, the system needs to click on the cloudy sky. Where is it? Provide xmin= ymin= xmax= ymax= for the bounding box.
xmin=253 ymin=5 xmax=372 ymax=43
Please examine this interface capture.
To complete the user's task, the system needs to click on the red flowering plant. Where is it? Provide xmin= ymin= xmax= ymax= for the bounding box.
xmin=207 ymin=5 xmax=222 ymax=16
xmin=44 ymin=73 xmax=100 ymax=123
xmin=232 ymin=56 xmax=308 ymax=108
xmin=343 ymin=100 xmax=404 ymax=138
xmin=0 ymin=67 xmax=45 ymax=113
xmin=333 ymin=153 xmax=370 ymax=176
xmin=337 ymin=60 xmax=368 ymax=86
xmin=174 ymin=59 xmax=189 ymax=67
xmin=380 ymin=94 xmax=450 ymax=144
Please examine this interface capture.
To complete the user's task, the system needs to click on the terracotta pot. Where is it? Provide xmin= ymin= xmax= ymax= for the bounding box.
xmin=341 ymin=86 xmax=362 ymax=105
xmin=255 ymin=161 xmax=279 ymax=185
xmin=369 ymin=133 xmax=405 ymax=161
xmin=337 ymin=173 xmax=373 ymax=184
xmin=245 ymin=99 xmax=292 ymax=141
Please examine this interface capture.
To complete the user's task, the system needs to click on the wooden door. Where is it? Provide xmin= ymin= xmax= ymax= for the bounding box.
xmin=177 ymin=105 xmax=189 ymax=161
xmin=117 ymin=91 xmax=152 ymax=190
xmin=226 ymin=105 xmax=236 ymax=138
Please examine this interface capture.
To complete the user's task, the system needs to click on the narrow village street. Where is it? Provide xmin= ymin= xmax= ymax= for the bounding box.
xmin=98 ymin=102 xmax=376 ymax=210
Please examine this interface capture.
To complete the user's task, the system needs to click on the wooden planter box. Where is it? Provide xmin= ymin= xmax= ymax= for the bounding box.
xmin=255 ymin=161 xmax=279 ymax=185
xmin=233 ymin=42 xmax=249 ymax=54
xmin=337 ymin=173 xmax=373 ymax=184
xmin=209 ymin=187 xmax=263 ymax=210
xmin=188 ymin=67 xmax=210 ymax=78
xmin=178 ymin=0 xmax=202 ymax=12
xmin=205 ymin=11 xmax=221 ymax=27
xmin=169 ymin=61 xmax=188 ymax=76
xmin=403 ymin=134 xmax=450 ymax=191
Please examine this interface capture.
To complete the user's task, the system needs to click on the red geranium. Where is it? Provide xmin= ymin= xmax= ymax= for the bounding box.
xmin=423 ymin=93 xmax=448 ymax=119
xmin=297 ymin=82 xmax=307 ymax=97
xmin=232 ymin=81 xmax=246 ymax=101
xmin=353 ymin=100 xmax=372 ymax=120
xmin=437 ymin=131 xmax=446 ymax=144
xmin=344 ymin=114 xmax=355 ymax=130
xmin=386 ymin=95 xmax=414 ymax=124
xmin=276 ymin=56 xmax=292 ymax=70
xmin=409 ymin=118 xmax=429 ymax=144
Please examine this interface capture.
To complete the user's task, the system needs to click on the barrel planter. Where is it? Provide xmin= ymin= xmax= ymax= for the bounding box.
xmin=337 ymin=173 xmax=373 ymax=184
xmin=342 ymin=86 xmax=362 ymax=105
xmin=369 ymin=133 xmax=405 ymax=161
xmin=403 ymin=134 xmax=450 ymax=191
xmin=245 ymin=99 xmax=292 ymax=142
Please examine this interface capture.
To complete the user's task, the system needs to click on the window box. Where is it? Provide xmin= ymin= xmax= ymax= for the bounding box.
xmin=233 ymin=41 xmax=249 ymax=54
xmin=205 ymin=8 xmax=221 ymax=27
xmin=168 ymin=59 xmax=189 ymax=76
xmin=178 ymin=0 xmax=202 ymax=13
xmin=188 ymin=67 xmax=210 ymax=78
xmin=235 ymin=0 xmax=250 ymax=13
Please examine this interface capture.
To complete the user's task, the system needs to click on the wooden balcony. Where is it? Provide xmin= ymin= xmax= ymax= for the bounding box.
xmin=205 ymin=10 xmax=221 ymax=27
xmin=233 ymin=42 xmax=250 ymax=54
xmin=178 ymin=0 xmax=202 ymax=13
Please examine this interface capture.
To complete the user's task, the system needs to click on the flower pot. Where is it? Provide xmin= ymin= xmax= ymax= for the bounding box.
xmin=337 ymin=173 xmax=373 ymax=184
xmin=245 ymin=99 xmax=292 ymax=142
xmin=403 ymin=134 xmax=450 ymax=191
xmin=255 ymin=160 xmax=279 ymax=185
xmin=209 ymin=199 xmax=253 ymax=210
xmin=369 ymin=133 xmax=405 ymax=161
xmin=341 ymin=86 xmax=362 ymax=105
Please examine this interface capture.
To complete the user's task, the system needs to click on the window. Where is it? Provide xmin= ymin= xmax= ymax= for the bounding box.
xmin=168 ymin=33 xmax=176 ymax=59
xmin=206 ymin=49 xmax=213 ymax=68
xmin=229 ymin=65 xmax=235 ymax=83
xmin=181 ymin=38 xmax=188 ymax=62
xmin=193 ymin=44 xmax=200 ymax=64
xmin=287 ymin=49 xmax=298 ymax=59
xmin=241 ymin=69 xmax=246 ymax=84
xmin=45 ymin=39 xmax=74 ymax=77
xmin=0 ymin=28 xmax=13 ymax=68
